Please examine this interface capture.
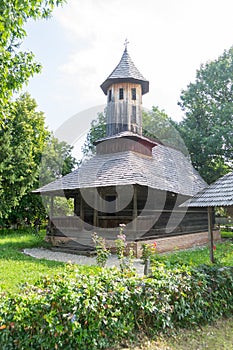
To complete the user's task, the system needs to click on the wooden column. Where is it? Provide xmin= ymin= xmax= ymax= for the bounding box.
xmin=50 ymin=196 xmax=54 ymax=217
xmin=208 ymin=206 xmax=214 ymax=263
xmin=74 ymin=195 xmax=78 ymax=216
xmin=93 ymin=190 xmax=98 ymax=227
xmin=133 ymin=185 xmax=137 ymax=232
xmin=80 ymin=196 xmax=84 ymax=230
xmin=49 ymin=195 xmax=54 ymax=233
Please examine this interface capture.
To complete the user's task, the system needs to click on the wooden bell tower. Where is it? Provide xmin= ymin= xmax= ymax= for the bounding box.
xmin=100 ymin=41 xmax=149 ymax=137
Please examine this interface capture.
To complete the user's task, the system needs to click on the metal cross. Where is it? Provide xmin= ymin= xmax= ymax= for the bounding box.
xmin=124 ymin=38 xmax=129 ymax=49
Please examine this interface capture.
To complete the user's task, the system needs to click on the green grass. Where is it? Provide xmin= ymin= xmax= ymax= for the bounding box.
xmin=1 ymin=229 xmax=232 ymax=294
xmin=167 ymin=317 xmax=233 ymax=350
xmin=0 ymin=229 xmax=233 ymax=349
xmin=166 ymin=240 xmax=233 ymax=266
xmin=126 ymin=317 xmax=233 ymax=349
xmin=152 ymin=239 xmax=233 ymax=267
xmin=0 ymin=229 xmax=97 ymax=294
xmin=151 ymin=227 xmax=233 ymax=267
xmin=221 ymin=229 xmax=233 ymax=239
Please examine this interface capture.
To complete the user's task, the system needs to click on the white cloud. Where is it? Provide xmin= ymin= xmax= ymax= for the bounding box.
xmin=53 ymin=0 xmax=233 ymax=122
xmin=24 ymin=0 xmax=233 ymax=130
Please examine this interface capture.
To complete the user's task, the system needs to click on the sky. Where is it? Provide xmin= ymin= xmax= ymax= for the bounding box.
xmin=21 ymin=0 xmax=233 ymax=145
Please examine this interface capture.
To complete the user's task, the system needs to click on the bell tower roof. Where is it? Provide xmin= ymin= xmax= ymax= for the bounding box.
xmin=100 ymin=46 xmax=149 ymax=95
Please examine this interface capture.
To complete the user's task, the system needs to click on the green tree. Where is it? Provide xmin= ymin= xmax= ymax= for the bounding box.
xmin=142 ymin=106 xmax=187 ymax=154
xmin=177 ymin=47 xmax=233 ymax=184
xmin=81 ymin=112 xmax=107 ymax=159
xmin=0 ymin=0 xmax=65 ymax=125
xmin=5 ymin=133 xmax=77 ymax=227
xmin=0 ymin=93 xmax=48 ymax=219
xmin=37 ymin=133 xmax=77 ymax=224
xmin=39 ymin=134 xmax=77 ymax=186
xmin=0 ymin=94 xmax=77 ymax=226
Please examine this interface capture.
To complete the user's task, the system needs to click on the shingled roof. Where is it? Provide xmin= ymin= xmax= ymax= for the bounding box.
xmin=181 ymin=171 xmax=233 ymax=207
xmin=33 ymin=144 xmax=206 ymax=197
xmin=100 ymin=48 xmax=149 ymax=95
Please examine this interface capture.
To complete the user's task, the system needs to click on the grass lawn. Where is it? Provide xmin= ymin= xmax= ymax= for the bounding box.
xmin=154 ymin=238 xmax=233 ymax=267
xmin=0 ymin=229 xmax=232 ymax=294
xmin=0 ymin=230 xmax=96 ymax=294
xmin=0 ymin=229 xmax=232 ymax=349
xmin=221 ymin=230 xmax=233 ymax=239
xmin=127 ymin=317 xmax=233 ymax=350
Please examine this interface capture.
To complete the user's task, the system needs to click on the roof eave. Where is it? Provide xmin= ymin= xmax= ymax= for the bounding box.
xmin=181 ymin=201 xmax=233 ymax=208
xmin=94 ymin=132 xmax=158 ymax=146
xmin=100 ymin=78 xmax=149 ymax=95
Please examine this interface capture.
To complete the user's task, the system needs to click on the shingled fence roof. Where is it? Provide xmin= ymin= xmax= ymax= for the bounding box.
xmin=181 ymin=171 xmax=233 ymax=207
xmin=33 ymin=144 xmax=206 ymax=197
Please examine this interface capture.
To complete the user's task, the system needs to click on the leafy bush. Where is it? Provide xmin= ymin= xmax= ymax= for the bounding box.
xmin=92 ymin=232 xmax=110 ymax=267
xmin=0 ymin=264 xmax=232 ymax=349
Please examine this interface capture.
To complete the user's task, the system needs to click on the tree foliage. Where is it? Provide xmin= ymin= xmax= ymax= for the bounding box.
xmin=0 ymin=93 xmax=48 ymax=219
xmin=0 ymin=94 xmax=77 ymax=226
xmin=40 ymin=134 xmax=77 ymax=186
xmin=142 ymin=106 xmax=188 ymax=154
xmin=81 ymin=107 xmax=187 ymax=159
xmin=177 ymin=47 xmax=233 ymax=184
xmin=0 ymin=0 xmax=65 ymax=125
xmin=81 ymin=112 xmax=107 ymax=159
xmin=0 ymin=0 xmax=71 ymax=225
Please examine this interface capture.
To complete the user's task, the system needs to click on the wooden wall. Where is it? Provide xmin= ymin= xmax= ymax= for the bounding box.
xmin=48 ymin=186 xmax=209 ymax=250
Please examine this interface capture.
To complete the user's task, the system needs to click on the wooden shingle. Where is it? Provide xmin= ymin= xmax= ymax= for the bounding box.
xmin=33 ymin=144 xmax=207 ymax=197
xmin=181 ymin=171 xmax=233 ymax=207
xmin=100 ymin=47 xmax=149 ymax=95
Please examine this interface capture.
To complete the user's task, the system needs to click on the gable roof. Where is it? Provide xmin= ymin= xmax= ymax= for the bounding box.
xmin=100 ymin=48 xmax=149 ymax=95
xmin=181 ymin=171 xmax=233 ymax=207
xmin=33 ymin=144 xmax=206 ymax=197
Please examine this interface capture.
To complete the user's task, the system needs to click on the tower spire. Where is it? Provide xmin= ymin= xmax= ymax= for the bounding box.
xmin=100 ymin=45 xmax=149 ymax=136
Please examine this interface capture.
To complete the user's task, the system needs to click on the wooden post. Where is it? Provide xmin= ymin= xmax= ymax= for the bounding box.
xmin=93 ymin=190 xmax=98 ymax=227
xmin=133 ymin=185 xmax=137 ymax=232
xmin=50 ymin=196 xmax=54 ymax=217
xmin=80 ymin=196 xmax=84 ymax=230
xmin=208 ymin=206 xmax=214 ymax=263
xmin=144 ymin=258 xmax=151 ymax=276
xmin=74 ymin=194 xmax=78 ymax=216
xmin=49 ymin=195 xmax=54 ymax=233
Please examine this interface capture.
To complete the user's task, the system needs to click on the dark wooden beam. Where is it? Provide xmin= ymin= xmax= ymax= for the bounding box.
xmin=48 ymin=195 xmax=54 ymax=233
xmin=93 ymin=191 xmax=98 ymax=227
xmin=208 ymin=206 xmax=215 ymax=263
xmin=133 ymin=185 xmax=137 ymax=231
xmin=80 ymin=196 xmax=84 ymax=230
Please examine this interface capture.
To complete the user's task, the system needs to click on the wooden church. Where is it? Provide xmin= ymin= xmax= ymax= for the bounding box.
xmin=34 ymin=44 xmax=218 ymax=256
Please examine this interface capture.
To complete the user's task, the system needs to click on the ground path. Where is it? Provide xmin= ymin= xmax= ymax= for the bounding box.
xmin=23 ymin=248 xmax=144 ymax=276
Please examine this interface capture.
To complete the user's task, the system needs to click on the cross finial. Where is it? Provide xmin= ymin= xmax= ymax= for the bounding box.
xmin=124 ymin=38 xmax=129 ymax=50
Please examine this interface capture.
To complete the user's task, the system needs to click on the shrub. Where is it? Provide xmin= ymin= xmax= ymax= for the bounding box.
xmin=92 ymin=232 xmax=110 ymax=267
xmin=115 ymin=224 xmax=135 ymax=273
xmin=0 ymin=264 xmax=232 ymax=349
